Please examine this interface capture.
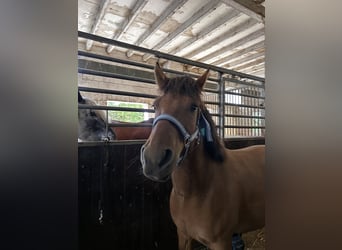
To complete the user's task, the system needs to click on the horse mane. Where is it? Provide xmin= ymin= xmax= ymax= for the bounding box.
xmin=199 ymin=104 xmax=226 ymax=162
xmin=160 ymin=75 xmax=225 ymax=162
xmin=82 ymin=98 xmax=107 ymax=122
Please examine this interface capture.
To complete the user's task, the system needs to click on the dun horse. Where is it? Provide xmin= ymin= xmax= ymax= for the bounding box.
xmin=78 ymin=91 xmax=116 ymax=141
xmin=140 ymin=63 xmax=264 ymax=250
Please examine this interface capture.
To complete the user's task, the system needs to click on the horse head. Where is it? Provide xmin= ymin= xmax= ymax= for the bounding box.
xmin=140 ymin=63 xmax=214 ymax=182
xmin=78 ymin=91 xmax=116 ymax=141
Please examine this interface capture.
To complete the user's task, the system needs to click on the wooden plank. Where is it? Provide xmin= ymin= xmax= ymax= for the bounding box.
xmin=142 ymin=0 xmax=221 ymax=61
xmin=126 ymin=0 xmax=188 ymax=57
xmin=86 ymin=0 xmax=110 ymax=50
xmin=169 ymin=9 xmax=240 ymax=56
xmin=212 ymin=40 xmax=264 ymax=66
xmin=222 ymin=49 xmax=265 ymax=68
xmin=107 ymin=0 xmax=148 ymax=53
xmin=221 ymin=0 xmax=265 ymax=23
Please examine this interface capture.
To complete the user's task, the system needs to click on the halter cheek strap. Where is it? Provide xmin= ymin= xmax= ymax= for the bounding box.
xmin=153 ymin=114 xmax=200 ymax=166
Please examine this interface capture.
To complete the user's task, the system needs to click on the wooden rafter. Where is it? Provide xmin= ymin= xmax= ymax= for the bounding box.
xmin=126 ymin=0 xmax=188 ymax=57
xmin=185 ymin=24 xmax=262 ymax=60
xmin=168 ymin=9 xmax=240 ymax=56
xmin=106 ymin=0 xmax=148 ymax=53
xmin=221 ymin=0 xmax=265 ymax=23
xmin=212 ymin=40 xmax=264 ymax=66
xmin=85 ymin=0 xmax=109 ymax=51
xmin=142 ymin=0 xmax=221 ymax=61
xmin=222 ymin=50 xmax=265 ymax=68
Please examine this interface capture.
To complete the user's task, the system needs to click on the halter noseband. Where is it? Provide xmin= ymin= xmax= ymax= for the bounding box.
xmin=152 ymin=114 xmax=200 ymax=165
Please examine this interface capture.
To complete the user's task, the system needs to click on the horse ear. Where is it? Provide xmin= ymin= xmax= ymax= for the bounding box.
xmin=78 ymin=91 xmax=84 ymax=103
xmin=196 ymin=69 xmax=209 ymax=90
xmin=154 ymin=62 xmax=168 ymax=90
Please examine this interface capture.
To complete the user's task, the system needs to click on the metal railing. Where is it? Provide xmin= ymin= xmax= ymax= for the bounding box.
xmin=78 ymin=31 xmax=265 ymax=140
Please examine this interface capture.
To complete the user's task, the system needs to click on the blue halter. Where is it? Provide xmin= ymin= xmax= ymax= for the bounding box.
xmin=153 ymin=114 xmax=200 ymax=165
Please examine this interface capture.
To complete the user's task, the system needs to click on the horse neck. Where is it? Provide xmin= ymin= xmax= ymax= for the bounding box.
xmin=171 ymin=140 xmax=217 ymax=197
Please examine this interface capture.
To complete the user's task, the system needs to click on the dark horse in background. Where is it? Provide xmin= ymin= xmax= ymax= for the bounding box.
xmin=78 ymin=91 xmax=116 ymax=141
xmin=78 ymin=91 xmax=152 ymax=141
xmin=141 ymin=63 xmax=264 ymax=250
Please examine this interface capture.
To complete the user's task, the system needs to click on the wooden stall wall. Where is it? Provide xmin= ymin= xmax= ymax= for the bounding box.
xmin=79 ymin=138 xmax=264 ymax=250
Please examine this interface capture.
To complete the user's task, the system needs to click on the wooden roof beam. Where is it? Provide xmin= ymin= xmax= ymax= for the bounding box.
xmin=232 ymin=57 xmax=264 ymax=72
xmin=221 ymin=0 xmax=264 ymax=23
xmin=168 ymin=8 xmax=240 ymax=56
xmin=211 ymin=40 xmax=264 ymax=66
xmin=106 ymin=0 xmax=148 ymax=53
xmin=85 ymin=0 xmax=110 ymax=51
xmin=126 ymin=0 xmax=188 ymax=57
xmin=185 ymin=23 xmax=262 ymax=60
xmin=246 ymin=65 xmax=265 ymax=73
xmin=221 ymin=49 xmax=265 ymax=68
xmin=247 ymin=68 xmax=265 ymax=76
xmin=142 ymin=0 xmax=221 ymax=62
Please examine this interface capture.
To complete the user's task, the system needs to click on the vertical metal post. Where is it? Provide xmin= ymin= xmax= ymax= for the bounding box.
xmin=218 ymin=72 xmax=225 ymax=138
xmin=105 ymin=110 xmax=109 ymax=139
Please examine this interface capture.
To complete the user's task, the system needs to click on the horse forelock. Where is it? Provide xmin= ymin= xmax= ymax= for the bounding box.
xmin=161 ymin=76 xmax=201 ymax=98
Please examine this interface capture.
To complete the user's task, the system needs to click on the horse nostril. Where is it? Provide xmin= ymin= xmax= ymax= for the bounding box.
xmin=159 ymin=149 xmax=173 ymax=168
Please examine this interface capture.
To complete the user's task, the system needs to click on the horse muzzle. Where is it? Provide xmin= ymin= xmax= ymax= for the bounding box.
xmin=140 ymin=142 xmax=175 ymax=182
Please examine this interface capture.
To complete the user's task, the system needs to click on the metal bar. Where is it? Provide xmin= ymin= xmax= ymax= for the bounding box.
xmin=79 ymin=50 xmax=155 ymax=69
xmin=225 ymin=114 xmax=264 ymax=119
xmin=204 ymin=101 xmax=220 ymax=105
xmin=78 ymin=86 xmax=157 ymax=99
xmin=226 ymin=103 xmax=265 ymax=109
xmin=218 ymin=72 xmax=225 ymax=138
xmin=78 ymin=104 xmax=155 ymax=113
xmin=78 ymin=68 xmax=156 ymax=84
xmin=78 ymin=31 xmax=265 ymax=82
xmin=224 ymin=136 xmax=265 ymax=141
xmin=224 ymin=77 xmax=264 ymax=88
xmin=105 ymin=109 xmax=109 ymax=137
xmin=225 ymin=90 xmax=265 ymax=99
xmin=109 ymin=123 xmax=152 ymax=128
xmin=78 ymin=140 xmax=147 ymax=147
xmin=203 ymin=89 xmax=219 ymax=94
xmin=224 ymin=125 xmax=265 ymax=129
xmin=78 ymin=50 xmax=219 ymax=83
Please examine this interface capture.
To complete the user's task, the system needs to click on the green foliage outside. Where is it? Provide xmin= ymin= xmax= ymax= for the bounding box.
xmin=107 ymin=101 xmax=145 ymax=122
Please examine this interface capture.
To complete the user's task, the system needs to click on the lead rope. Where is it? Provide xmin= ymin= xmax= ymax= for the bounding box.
xmin=98 ymin=139 xmax=110 ymax=225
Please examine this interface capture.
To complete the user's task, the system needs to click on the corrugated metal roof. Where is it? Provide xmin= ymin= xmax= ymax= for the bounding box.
xmin=78 ymin=0 xmax=265 ymax=77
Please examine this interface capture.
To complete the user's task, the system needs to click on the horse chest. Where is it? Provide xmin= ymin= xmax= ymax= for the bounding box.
xmin=170 ymin=189 xmax=232 ymax=242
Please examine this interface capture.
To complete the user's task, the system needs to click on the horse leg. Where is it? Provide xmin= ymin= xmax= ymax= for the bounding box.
xmin=209 ymin=236 xmax=232 ymax=250
xmin=177 ymin=230 xmax=192 ymax=250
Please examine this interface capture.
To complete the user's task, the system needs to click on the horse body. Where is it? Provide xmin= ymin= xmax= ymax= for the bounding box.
xmin=170 ymin=144 xmax=264 ymax=249
xmin=140 ymin=63 xmax=264 ymax=250
xmin=111 ymin=118 xmax=153 ymax=140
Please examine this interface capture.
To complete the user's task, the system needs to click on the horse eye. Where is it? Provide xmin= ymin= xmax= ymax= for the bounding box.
xmin=191 ymin=104 xmax=198 ymax=112
xmin=152 ymin=104 xmax=157 ymax=110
